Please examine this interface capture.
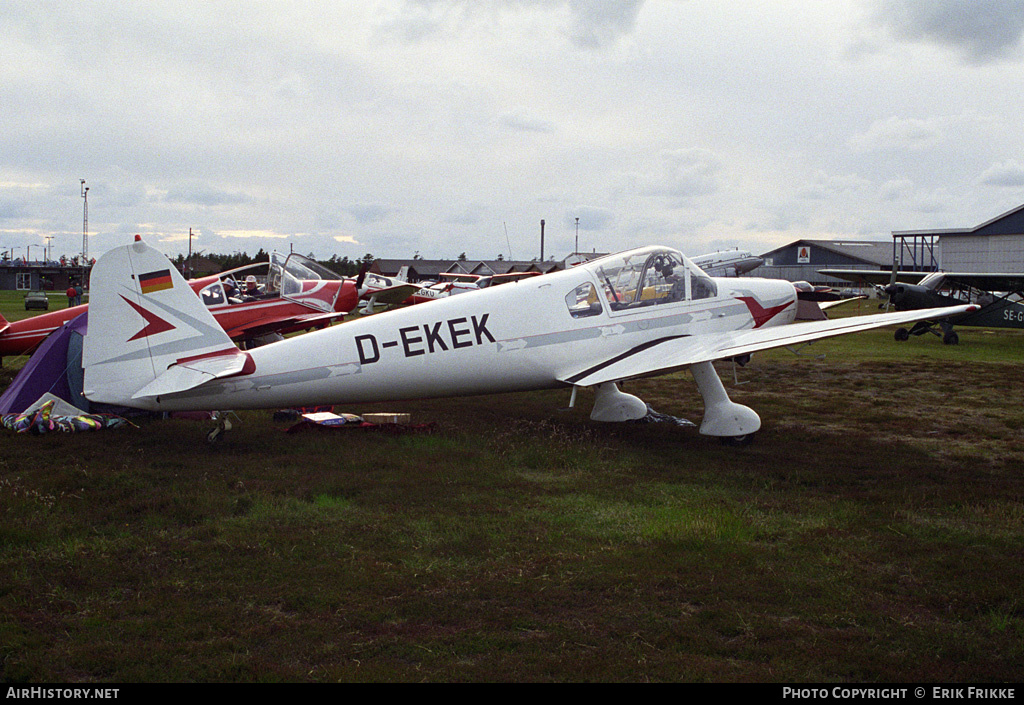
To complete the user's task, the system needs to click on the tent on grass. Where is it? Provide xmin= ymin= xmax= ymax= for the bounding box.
xmin=0 ymin=312 xmax=90 ymax=416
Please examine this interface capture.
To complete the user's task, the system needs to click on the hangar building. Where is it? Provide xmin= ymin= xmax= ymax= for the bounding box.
xmin=756 ymin=202 xmax=1024 ymax=287
xmin=893 ymin=202 xmax=1024 ymax=273
xmin=756 ymin=240 xmax=892 ymax=286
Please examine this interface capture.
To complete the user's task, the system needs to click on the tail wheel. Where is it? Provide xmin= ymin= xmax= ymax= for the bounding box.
xmin=720 ymin=433 xmax=755 ymax=447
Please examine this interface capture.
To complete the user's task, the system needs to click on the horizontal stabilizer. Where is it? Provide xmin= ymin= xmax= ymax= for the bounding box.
xmin=132 ymin=350 xmax=252 ymax=400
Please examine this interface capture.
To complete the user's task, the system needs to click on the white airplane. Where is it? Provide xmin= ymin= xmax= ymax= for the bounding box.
xmin=82 ymin=238 xmax=975 ymax=444
xmin=359 ymin=270 xmax=542 ymax=314
xmin=690 ymin=249 xmax=763 ymax=278
xmin=356 ymin=271 xmax=421 ymax=315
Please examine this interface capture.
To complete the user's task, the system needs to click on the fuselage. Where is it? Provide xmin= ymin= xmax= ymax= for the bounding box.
xmin=887 ymin=282 xmax=1024 ymax=329
xmin=0 ymin=304 xmax=89 ymax=357
xmin=143 ymin=247 xmax=798 ymax=412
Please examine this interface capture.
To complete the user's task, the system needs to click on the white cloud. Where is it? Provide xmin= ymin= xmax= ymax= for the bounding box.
xmin=641 ymin=148 xmax=722 ymax=201
xmin=879 ymin=178 xmax=915 ymax=202
xmin=847 ymin=116 xmax=945 ymax=152
xmin=978 ymin=160 xmax=1024 ymax=187
xmin=499 ymin=112 xmax=556 ymax=134
xmin=346 ymin=204 xmax=398 ymax=224
xmin=215 ymin=229 xmax=290 ymax=240
xmin=872 ymin=0 xmax=1024 ymax=64
xmin=163 ymin=183 xmax=251 ymax=207
xmin=372 ymin=0 xmax=646 ymax=49
xmin=565 ymin=0 xmax=645 ymax=49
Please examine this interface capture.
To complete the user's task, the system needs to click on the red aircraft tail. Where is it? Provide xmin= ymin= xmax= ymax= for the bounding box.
xmin=0 ymin=311 xmax=9 ymax=334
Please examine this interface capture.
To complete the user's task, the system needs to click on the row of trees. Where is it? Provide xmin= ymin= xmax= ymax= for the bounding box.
xmin=170 ymin=249 xmax=539 ymax=279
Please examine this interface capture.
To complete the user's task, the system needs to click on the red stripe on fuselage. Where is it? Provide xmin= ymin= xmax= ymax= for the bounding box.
xmin=736 ymin=296 xmax=793 ymax=328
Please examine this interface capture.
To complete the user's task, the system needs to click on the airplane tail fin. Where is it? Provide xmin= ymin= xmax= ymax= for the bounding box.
xmin=0 ymin=311 xmax=9 ymax=335
xmin=82 ymin=237 xmax=241 ymax=408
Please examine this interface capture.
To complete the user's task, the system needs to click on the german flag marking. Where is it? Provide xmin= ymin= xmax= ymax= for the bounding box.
xmin=139 ymin=269 xmax=173 ymax=294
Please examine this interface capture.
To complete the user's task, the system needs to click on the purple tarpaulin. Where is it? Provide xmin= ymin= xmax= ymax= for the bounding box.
xmin=0 ymin=312 xmax=89 ymax=415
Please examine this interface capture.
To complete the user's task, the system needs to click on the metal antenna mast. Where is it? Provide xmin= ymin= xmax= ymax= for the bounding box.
xmin=80 ymin=179 xmax=89 ymax=262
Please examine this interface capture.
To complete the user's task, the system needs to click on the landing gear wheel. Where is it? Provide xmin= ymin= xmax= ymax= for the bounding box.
xmin=720 ymin=433 xmax=755 ymax=447
xmin=894 ymin=328 xmax=909 ymax=341
xmin=942 ymin=331 xmax=959 ymax=345
xmin=206 ymin=413 xmax=233 ymax=443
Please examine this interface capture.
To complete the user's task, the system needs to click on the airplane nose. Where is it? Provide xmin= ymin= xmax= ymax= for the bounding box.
xmin=882 ymin=284 xmax=903 ymax=307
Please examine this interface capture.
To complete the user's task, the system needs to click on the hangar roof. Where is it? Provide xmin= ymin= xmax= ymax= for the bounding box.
xmin=759 ymin=239 xmax=892 ymax=267
xmin=894 ymin=202 xmax=1024 ymax=238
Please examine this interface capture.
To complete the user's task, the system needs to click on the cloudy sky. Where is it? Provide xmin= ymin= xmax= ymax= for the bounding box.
xmin=4 ymin=0 xmax=1024 ymax=265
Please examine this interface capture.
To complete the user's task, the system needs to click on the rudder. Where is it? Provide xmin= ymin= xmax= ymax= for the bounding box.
xmin=82 ymin=237 xmax=236 ymax=408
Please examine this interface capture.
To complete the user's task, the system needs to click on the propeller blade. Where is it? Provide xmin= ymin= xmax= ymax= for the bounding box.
xmin=884 ymin=242 xmax=900 ymax=311
xmin=355 ymin=263 xmax=368 ymax=295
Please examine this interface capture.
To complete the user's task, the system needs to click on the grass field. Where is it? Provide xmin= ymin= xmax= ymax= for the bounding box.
xmin=1 ymin=299 xmax=1023 ymax=682
xmin=0 ymin=289 xmax=83 ymax=324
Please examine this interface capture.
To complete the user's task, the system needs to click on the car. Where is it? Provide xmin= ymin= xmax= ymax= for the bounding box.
xmin=23 ymin=290 xmax=49 ymax=311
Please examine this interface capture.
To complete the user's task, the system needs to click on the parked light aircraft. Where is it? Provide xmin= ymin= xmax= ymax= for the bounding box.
xmin=0 ymin=251 xmax=357 ymax=362
xmin=357 ymin=249 xmax=760 ymax=315
xmin=690 ymin=249 xmax=763 ymax=278
xmin=82 ymin=238 xmax=974 ymax=444
xmin=820 ymin=268 xmax=1024 ymax=344
xmin=359 ymin=270 xmax=543 ymax=313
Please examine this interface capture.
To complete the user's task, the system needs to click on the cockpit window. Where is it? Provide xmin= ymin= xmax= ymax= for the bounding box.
xmin=690 ymin=268 xmax=717 ymax=300
xmin=200 ymin=282 xmax=225 ymax=307
xmin=565 ymin=282 xmax=603 ymax=318
xmin=644 ymin=252 xmax=689 ymax=303
xmin=272 ymin=252 xmax=343 ymax=298
xmin=594 ymin=248 xmax=717 ymax=311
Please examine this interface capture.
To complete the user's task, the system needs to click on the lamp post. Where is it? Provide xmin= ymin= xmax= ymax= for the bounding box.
xmin=81 ymin=179 xmax=89 ymax=263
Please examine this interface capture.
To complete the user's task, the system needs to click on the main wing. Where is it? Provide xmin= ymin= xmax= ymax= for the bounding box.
xmin=221 ymin=310 xmax=347 ymax=339
xmin=821 ymin=268 xmax=1024 ymax=294
xmin=561 ymin=304 xmax=976 ymax=388
xmin=363 ymin=283 xmax=422 ymax=306
xmin=818 ymin=269 xmax=929 ymax=286
xmin=938 ymin=272 xmax=1024 ymax=294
